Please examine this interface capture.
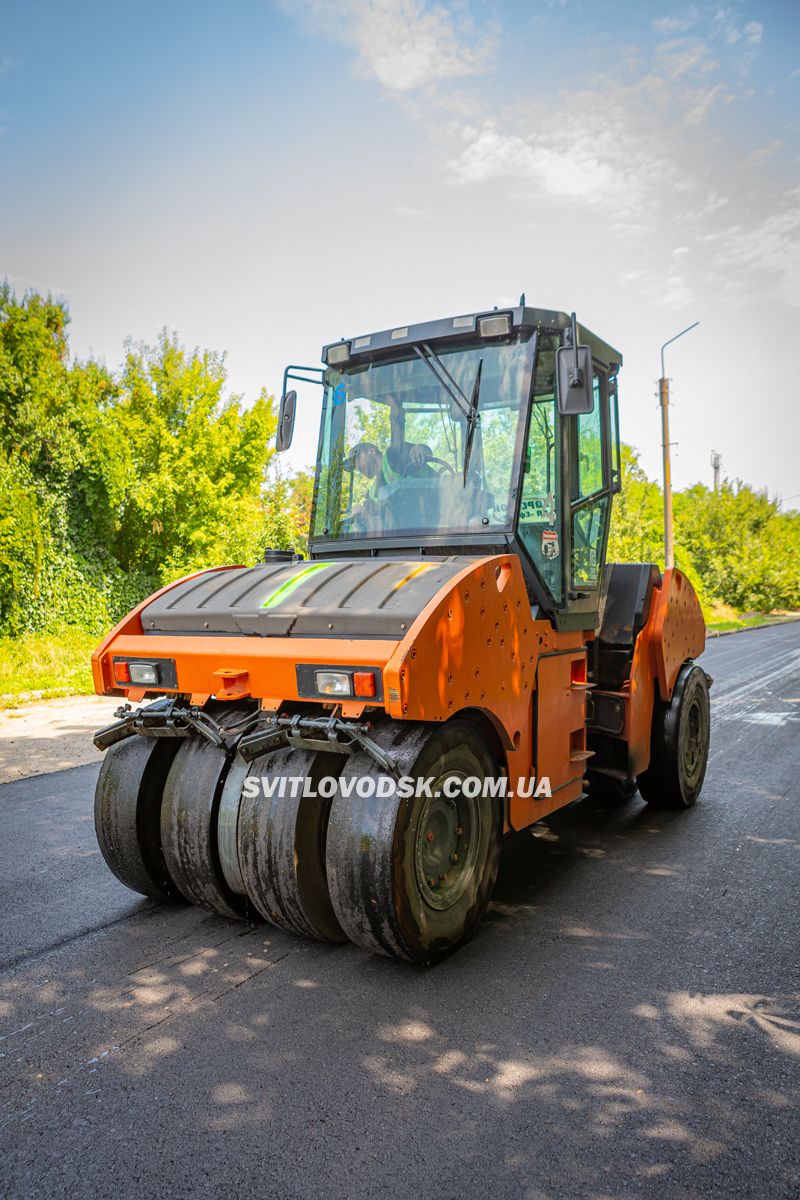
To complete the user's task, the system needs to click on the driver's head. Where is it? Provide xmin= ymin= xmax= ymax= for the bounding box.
xmin=347 ymin=442 xmax=382 ymax=479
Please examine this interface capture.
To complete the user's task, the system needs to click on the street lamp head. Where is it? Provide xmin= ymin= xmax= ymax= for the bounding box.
xmin=660 ymin=320 xmax=699 ymax=380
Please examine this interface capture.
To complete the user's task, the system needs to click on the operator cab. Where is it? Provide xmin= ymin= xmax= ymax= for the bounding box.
xmin=279 ymin=304 xmax=622 ymax=630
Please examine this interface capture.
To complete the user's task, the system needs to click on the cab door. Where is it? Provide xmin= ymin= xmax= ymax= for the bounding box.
xmin=566 ymin=366 xmax=617 ymax=619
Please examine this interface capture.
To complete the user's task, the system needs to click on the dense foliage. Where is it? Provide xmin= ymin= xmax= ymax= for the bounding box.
xmin=0 ymin=287 xmax=308 ymax=637
xmin=607 ymin=447 xmax=800 ymax=614
xmin=0 ymin=287 xmax=797 ymax=642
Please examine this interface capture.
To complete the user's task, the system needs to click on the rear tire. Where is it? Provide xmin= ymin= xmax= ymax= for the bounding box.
xmin=637 ymin=662 xmax=710 ymax=810
xmin=94 ymin=735 xmax=183 ymax=902
xmin=326 ymin=721 xmax=503 ymax=964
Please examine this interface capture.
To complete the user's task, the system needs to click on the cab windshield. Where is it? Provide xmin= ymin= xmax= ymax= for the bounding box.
xmin=311 ymin=333 xmax=535 ymax=541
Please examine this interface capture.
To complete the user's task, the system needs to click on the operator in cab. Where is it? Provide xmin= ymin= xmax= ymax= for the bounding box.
xmin=346 ymin=438 xmax=435 ymax=502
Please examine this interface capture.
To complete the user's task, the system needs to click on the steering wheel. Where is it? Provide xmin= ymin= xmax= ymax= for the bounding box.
xmin=423 ymin=455 xmax=455 ymax=476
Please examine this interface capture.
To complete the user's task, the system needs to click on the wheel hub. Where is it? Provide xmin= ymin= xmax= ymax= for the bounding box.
xmin=414 ymin=773 xmax=482 ymax=911
xmin=684 ymin=696 xmax=704 ymax=782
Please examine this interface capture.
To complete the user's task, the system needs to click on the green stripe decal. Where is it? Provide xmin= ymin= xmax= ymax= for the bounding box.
xmin=261 ymin=562 xmax=333 ymax=609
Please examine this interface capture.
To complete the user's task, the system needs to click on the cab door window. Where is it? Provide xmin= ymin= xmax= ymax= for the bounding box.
xmin=570 ymin=370 xmax=610 ymax=590
xmin=572 ymin=495 xmax=608 ymax=587
xmin=576 ymin=376 xmax=604 ymax=498
xmin=518 ymin=333 xmax=563 ymax=603
xmin=607 ymin=373 xmax=622 ymax=493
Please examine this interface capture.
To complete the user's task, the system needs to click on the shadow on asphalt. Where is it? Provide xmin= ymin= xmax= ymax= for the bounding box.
xmin=1 ymin=753 xmax=798 ymax=1195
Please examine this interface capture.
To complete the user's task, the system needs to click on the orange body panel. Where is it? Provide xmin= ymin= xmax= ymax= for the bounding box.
xmin=534 ymin=651 xmax=591 ymax=813
xmin=381 ymin=555 xmax=590 ymax=828
xmin=617 ymin=568 xmax=706 ymax=776
xmin=92 ymin=558 xmax=705 ymax=833
xmin=94 ymin=631 xmax=396 ymax=710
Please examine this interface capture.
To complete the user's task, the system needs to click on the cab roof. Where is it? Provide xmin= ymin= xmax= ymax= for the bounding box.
xmin=322 ymin=304 xmax=623 ymax=373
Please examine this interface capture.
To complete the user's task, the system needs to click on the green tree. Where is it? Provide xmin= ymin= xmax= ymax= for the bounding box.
xmin=111 ymin=332 xmax=278 ymax=581
xmin=0 ymin=288 xmax=285 ymax=634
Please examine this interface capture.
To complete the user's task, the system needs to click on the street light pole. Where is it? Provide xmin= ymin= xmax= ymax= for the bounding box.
xmin=659 ymin=322 xmax=699 ymax=570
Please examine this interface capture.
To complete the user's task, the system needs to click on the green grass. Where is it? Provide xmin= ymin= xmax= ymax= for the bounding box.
xmin=1 ymin=608 xmax=797 ymax=710
xmin=0 ymin=628 xmax=98 ymax=708
xmin=706 ymin=613 xmax=799 ymax=634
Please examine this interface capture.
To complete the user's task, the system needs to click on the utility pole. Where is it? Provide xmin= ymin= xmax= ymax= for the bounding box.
xmin=659 ymin=322 xmax=699 ymax=570
xmin=711 ymin=450 xmax=722 ymax=492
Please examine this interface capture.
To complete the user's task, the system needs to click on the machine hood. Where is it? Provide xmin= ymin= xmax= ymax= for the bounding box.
xmin=140 ymin=557 xmax=476 ymax=641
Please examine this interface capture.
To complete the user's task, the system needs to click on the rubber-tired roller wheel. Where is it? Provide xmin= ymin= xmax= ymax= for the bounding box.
xmin=637 ymin=662 xmax=711 ymax=810
xmin=237 ymin=747 xmax=346 ymax=940
xmin=326 ymin=720 xmax=503 ymax=964
xmin=160 ymin=707 xmax=255 ymax=920
xmin=94 ymin=735 xmax=184 ymax=902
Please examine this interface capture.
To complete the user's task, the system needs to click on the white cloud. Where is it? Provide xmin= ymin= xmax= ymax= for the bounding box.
xmin=281 ymin=0 xmax=495 ymax=92
xmin=744 ymin=140 xmax=783 ymax=167
xmin=447 ymin=120 xmax=620 ymax=204
xmin=659 ymin=271 xmax=694 ymax=308
xmin=654 ymin=37 xmax=718 ymax=79
xmin=445 ymin=79 xmax=690 ymax=225
xmin=392 ymin=200 xmax=432 ymax=220
xmin=711 ymin=10 xmax=764 ymax=53
xmin=701 ymin=192 xmax=800 ymax=307
xmin=684 ymin=81 xmax=726 ymax=124
xmin=652 ymin=9 xmax=700 ymax=36
xmin=279 ymin=0 xmax=791 ymax=319
xmin=682 ymin=190 xmax=729 ymax=221
xmin=726 ymin=19 xmax=763 ymax=47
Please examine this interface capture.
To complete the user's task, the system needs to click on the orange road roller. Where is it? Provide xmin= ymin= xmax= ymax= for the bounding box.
xmin=92 ymin=303 xmax=711 ymax=963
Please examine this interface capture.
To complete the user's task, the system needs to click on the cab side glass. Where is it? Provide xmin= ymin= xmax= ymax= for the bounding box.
xmin=608 ymin=376 xmax=622 ymax=493
xmin=576 ymin=377 xmax=604 ymax=498
xmin=518 ymin=334 xmax=564 ymax=603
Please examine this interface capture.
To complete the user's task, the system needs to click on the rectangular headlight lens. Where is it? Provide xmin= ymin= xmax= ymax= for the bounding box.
xmin=129 ymin=662 xmax=159 ymax=686
xmin=327 ymin=342 xmax=350 ymax=365
xmin=478 ymin=314 xmax=511 ymax=338
xmin=315 ymin=670 xmax=351 ymax=696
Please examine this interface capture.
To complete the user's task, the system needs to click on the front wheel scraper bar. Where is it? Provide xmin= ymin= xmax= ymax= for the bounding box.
xmin=93 ymin=698 xmax=260 ymax=752
xmin=94 ymin=700 xmax=400 ymax=777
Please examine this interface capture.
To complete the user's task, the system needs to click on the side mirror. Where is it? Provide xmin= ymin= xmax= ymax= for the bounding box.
xmin=276 ymin=389 xmax=297 ymax=452
xmin=556 ymin=312 xmax=594 ymax=415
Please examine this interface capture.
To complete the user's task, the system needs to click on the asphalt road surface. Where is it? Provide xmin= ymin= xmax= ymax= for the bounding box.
xmin=1 ymin=624 xmax=799 ymax=1199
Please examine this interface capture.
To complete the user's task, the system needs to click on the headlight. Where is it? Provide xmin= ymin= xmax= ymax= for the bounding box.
xmin=112 ymin=657 xmax=177 ymax=689
xmin=129 ymin=662 xmax=159 ymax=685
xmin=297 ymin=664 xmax=382 ymax=701
xmin=315 ymin=670 xmax=352 ymax=696
xmin=478 ymin=313 xmax=511 ymax=338
xmin=327 ymin=342 xmax=350 ymax=365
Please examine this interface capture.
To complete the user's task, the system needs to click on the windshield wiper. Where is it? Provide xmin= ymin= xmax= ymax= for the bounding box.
xmin=412 ymin=343 xmax=482 ymax=484
xmin=412 ymin=343 xmax=472 ymax=420
xmin=462 ymin=358 xmax=482 ymax=485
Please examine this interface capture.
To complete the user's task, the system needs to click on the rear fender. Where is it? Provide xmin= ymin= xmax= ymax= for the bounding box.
xmin=626 ymin=568 xmax=706 ymax=776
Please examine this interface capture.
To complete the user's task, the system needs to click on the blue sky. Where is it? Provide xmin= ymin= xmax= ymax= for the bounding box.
xmin=2 ymin=0 xmax=799 ymax=504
